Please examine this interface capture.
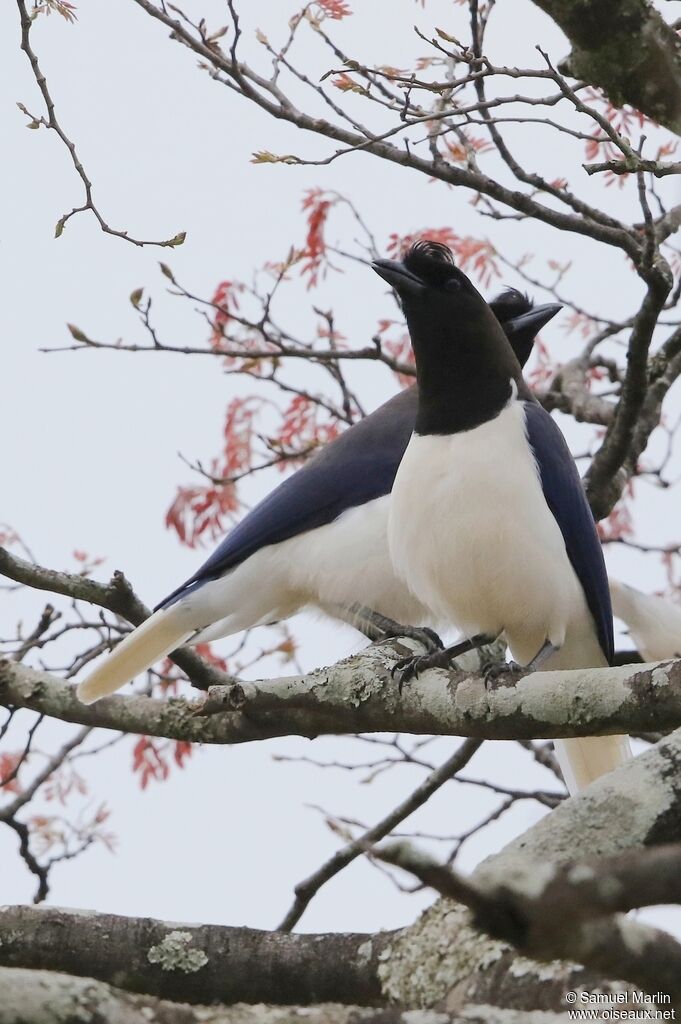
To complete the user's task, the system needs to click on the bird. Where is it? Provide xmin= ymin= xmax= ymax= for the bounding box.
xmin=610 ymin=579 xmax=681 ymax=661
xmin=376 ymin=240 xmax=631 ymax=795
xmin=76 ymin=283 xmax=559 ymax=705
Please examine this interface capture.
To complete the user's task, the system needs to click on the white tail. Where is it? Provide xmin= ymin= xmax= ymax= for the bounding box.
xmin=610 ymin=578 xmax=681 ymax=662
xmin=537 ymin=631 xmax=632 ymax=796
xmin=77 ymin=607 xmax=194 ymax=704
xmin=554 ymin=735 xmax=632 ymax=796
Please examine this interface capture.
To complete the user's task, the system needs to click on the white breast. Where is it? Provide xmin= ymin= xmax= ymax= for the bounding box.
xmin=388 ymin=401 xmax=594 ymax=665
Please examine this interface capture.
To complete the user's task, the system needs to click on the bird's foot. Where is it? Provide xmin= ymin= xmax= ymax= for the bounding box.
xmin=482 ymin=658 xmax=523 ymax=690
xmin=346 ymin=605 xmax=444 ymax=654
xmin=391 ymin=646 xmax=454 ymax=692
xmin=384 ymin=623 xmax=444 ymax=655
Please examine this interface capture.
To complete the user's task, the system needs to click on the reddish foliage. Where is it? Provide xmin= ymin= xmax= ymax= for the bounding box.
xmin=385 ymin=337 xmax=415 ymax=389
xmin=314 ymin=0 xmax=352 ymax=18
xmin=0 ymin=525 xmax=20 ymax=548
xmin=156 ymin=658 xmax=181 ymax=695
xmin=415 ymin=56 xmax=440 ymax=70
xmin=276 ymin=395 xmax=341 ymax=461
xmin=166 ymin=483 xmax=239 ymax=548
xmin=386 ymin=227 xmax=459 ymax=258
xmin=193 ymin=642 xmax=229 ymax=673
xmin=72 ymin=549 xmax=105 ymax=576
xmin=561 ymin=310 xmax=597 ymax=340
xmin=582 ymin=89 xmax=656 ymax=189
xmin=132 ymin=737 xmax=170 ymax=790
xmin=0 ymin=752 xmax=23 ymax=795
xmin=221 ymin=396 xmax=263 ymax=476
xmin=275 ymin=635 xmax=298 ymax=660
xmin=173 ymin=741 xmax=193 ymax=769
xmin=316 ymin=322 xmax=347 ymax=347
xmin=583 ymin=89 xmax=651 ymax=136
xmin=597 ymin=482 xmax=635 ymax=543
xmin=386 ymin=228 xmax=500 ymax=288
xmin=43 ymin=763 xmax=87 ymax=805
xmin=132 ymin=736 xmax=194 ymax=789
xmin=166 ymin=397 xmax=264 ymax=547
xmin=210 ymin=279 xmax=245 ymax=348
xmin=443 ymin=134 xmax=493 ymax=165
xmin=300 ymin=189 xmax=339 ymax=288
xmin=332 ymin=73 xmax=365 ymax=93
xmin=526 ymin=337 xmax=558 ymax=389
xmin=454 ymin=237 xmax=500 ymax=289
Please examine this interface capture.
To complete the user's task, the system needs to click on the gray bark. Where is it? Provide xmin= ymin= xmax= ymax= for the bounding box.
xmin=2 ymin=648 xmax=681 ymax=745
xmin=531 ymin=0 xmax=681 ymax=133
xmin=0 ymin=907 xmax=389 ymax=1007
xmin=0 ymin=966 xmax=574 ymax=1024
xmin=379 ymin=725 xmax=681 ymax=1010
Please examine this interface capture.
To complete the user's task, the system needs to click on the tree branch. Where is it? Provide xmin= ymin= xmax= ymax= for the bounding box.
xmin=15 ymin=0 xmax=185 ymax=247
xmin=380 ymin=724 xmax=681 ymax=1010
xmin=7 ymin=732 xmax=681 ymax=1015
xmin=0 ymin=966 xmax=570 ymax=1024
xmin=0 ymin=546 xmax=228 ymax=691
xmin=378 ymin=840 xmax=681 ymax=1008
xmin=278 ymin=737 xmax=482 ymax=932
xmin=129 ymin=0 xmax=641 ymax=260
xmin=0 ymin=906 xmax=390 ymax=1006
xmin=2 ymin=645 xmax=681 ymax=745
xmin=530 ymin=0 xmax=681 ymax=133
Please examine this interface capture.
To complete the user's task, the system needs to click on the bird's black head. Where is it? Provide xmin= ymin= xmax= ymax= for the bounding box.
xmin=490 ymin=288 xmax=561 ymax=369
xmin=373 ymin=240 xmax=481 ymax=308
xmin=372 ymin=241 xmax=528 ymax=435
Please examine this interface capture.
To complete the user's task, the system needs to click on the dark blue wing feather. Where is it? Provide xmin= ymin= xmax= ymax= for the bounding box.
xmin=156 ymin=388 xmax=417 ymax=609
xmin=523 ymin=401 xmax=613 ymax=664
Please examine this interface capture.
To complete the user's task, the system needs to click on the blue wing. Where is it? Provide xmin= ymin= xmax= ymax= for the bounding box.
xmin=156 ymin=388 xmax=417 ymax=609
xmin=523 ymin=401 xmax=613 ymax=664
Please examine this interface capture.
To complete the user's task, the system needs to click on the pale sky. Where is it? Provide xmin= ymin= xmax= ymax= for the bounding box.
xmin=2 ymin=0 xmax=681 ymax=940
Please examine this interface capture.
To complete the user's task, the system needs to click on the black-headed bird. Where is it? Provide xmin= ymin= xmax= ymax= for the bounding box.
xmin=76 ymin=285 xmax=558 ymax=706
xmin=374 ymin=241 xmax=631 ymax=795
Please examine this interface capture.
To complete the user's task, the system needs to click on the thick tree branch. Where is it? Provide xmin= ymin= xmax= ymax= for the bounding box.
xmin=7 ymin=734 xmax=681 ymax=1014
xmin=380 ymin=725 xmax=681 ymax=1009
xmin=0 ymin=966 xmax=569 ymax=1024
xmin=531 ymin=0 xmax=681 ymax=133
xmin=2 ymin=647 xmax=681 ymax=745
xmin=378 ymin=840 xmax=681 ymax=1008
xmin=0 ymin=906 xmax=390 ymax=1007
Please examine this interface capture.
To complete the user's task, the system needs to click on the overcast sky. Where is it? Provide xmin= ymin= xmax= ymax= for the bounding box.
xmin=2 ymin=0 xmax=681 ymax=940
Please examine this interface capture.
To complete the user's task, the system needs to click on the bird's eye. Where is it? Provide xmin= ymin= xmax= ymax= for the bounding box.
xmin=443 ymin=276 xmax=461 ymax=292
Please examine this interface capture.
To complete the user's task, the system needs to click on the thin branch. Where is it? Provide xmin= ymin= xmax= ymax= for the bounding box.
xmin=278 ymin=737 xmax=482 ymax=931
xmin=0 ymin=546 xmax=229 ymax=691
xmin=15 ymin=0 xmax=185 ymax=247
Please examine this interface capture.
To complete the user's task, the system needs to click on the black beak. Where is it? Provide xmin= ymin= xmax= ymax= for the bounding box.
xmin=504 ymin=302 xmax=562 ymax=338
xmin=372 ymin=258 xmax=426 ymax=297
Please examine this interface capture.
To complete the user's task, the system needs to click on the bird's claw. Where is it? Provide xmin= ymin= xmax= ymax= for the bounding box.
xmin=391 ymin=646 xmax=454 ymax=693
xmin=390 ymin=655 xmax=421 ymax=692
xmin=482 ymin=658 xmax=523 ymax=690
xmin=384 ymin=624 xmax=444 ymax=654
